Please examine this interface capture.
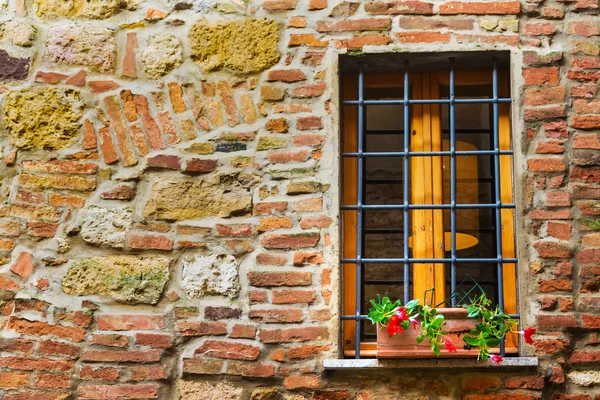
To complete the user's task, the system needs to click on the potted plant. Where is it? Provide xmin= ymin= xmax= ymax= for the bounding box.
xmin=368 ymin=292 xmax=536 ymax=362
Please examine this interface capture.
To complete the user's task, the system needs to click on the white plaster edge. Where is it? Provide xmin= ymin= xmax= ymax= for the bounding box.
xmin=323 ymin=357 xmax=539 ymax=370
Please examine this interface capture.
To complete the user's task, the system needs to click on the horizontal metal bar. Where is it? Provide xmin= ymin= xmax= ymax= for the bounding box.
xmin=366 ymin=128 xmax=493 ymax=135
xmin=342 ymin=257 xmax=518 ymax=264
xmin=341 ymin=314 xmax=520 ymax=320
xmin=344 ymin=98 xmax=512 ymax=106
xmin=343 ymin=150 xmax=514 ymax=157
xmin=364 ymin=280 xmax=405 ymax=284
xmin=342 ymin=203 xmax=516 ymax=210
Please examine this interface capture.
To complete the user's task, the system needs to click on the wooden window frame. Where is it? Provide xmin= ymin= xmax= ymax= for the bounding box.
xmin=341 ymin=69 xmax=517 ymax=358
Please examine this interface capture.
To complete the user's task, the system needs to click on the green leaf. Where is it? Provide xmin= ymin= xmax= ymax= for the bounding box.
xmin=416 ymin=334 xmax=424 ymax=344
xmin=486 ymin=338 xmax=500 ymax=347
xmin=432 ymin=343 xmax=441 ymax=357
xmin=406 ymin=299 xmax=419 ymax=309
xmin=463 ymin=336 xmax=480 ymax=347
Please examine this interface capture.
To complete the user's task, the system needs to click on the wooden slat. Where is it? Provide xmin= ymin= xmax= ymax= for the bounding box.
xmin=342 ymin=73 xmax=358 ymax=352
xmin=498 ymin=73 xmax=518 ymax=349
xmin=430 ymin=73 xmax=446 ymax=306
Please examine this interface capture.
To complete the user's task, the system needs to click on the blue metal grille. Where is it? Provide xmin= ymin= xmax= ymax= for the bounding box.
xmin=340 ymin=56 xmax=519 ymax=359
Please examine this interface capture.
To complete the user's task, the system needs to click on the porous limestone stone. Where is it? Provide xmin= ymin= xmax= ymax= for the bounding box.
xmin=568 ymin=371 xmax=600 ymax=386
xmin=2 ymin=87 xmax=83 ymax=149
xmin=181 ymin=254 xmax=240 ymax=299
xmin=251 ymin=388 xmax=282 ymax=400
xmin=35 ymin=0 xmax=136 ymax=19
xmin=45 ymin=25 xmax=116 ymax=73
xmin=143 ymin=173 xmax=258 ymax=220
xmin=1 ymin=19 xmax=37 ymax=47
xmin=140 ymin=33 xmax=183 ymax=79
xmin=189 ymin=18 xmax=280 ymax=74
xmin=179 ymin=380 xmax=242 ymax=400
xmin=62 ymin=255 xmax=170 ymax=304
xmin=79 ymin=206 xmax=133 ymax=248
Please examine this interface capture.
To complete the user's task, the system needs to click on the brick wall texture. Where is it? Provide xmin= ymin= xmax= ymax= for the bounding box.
xmin=0 ymin=0 xmax=599 ymax=398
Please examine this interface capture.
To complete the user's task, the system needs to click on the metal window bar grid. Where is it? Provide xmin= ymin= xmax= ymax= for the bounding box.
xmin=340 ymin=57 xmax=520 ymax=359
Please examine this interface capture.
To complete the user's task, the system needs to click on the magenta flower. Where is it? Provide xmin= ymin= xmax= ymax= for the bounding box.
xmin=445 ymin=339 xmax=457 ymax=352
xmin=387 ymin=314 xmax=404 ymax=337
xmin=521 ymin=327 xmax=536 ymax=344
xmin=490 ymin=354 xmax=503 ymax=364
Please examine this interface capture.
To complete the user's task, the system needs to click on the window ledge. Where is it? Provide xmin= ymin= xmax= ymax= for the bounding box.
xmin=323 ymin=357 xmax=538 ymax=370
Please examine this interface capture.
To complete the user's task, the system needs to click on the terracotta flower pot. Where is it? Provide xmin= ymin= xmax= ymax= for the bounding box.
xmin=376 ymin=308 xmax=480 ymax=358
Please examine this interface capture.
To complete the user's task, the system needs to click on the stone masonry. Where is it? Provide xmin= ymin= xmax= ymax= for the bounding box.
xmin=0 ymin=0 xmax=599 ymax=399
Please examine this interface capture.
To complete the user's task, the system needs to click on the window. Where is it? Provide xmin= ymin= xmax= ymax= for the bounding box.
xmin=340 ymin=53 xmax=518 ymax=358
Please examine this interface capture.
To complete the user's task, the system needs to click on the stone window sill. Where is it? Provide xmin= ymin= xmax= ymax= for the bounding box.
xmin=323 ymin=357 xmax=538 ymax=370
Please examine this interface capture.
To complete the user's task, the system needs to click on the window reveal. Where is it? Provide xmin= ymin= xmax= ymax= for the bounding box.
xmin=340 ymin=56 xmax=518 ymax=358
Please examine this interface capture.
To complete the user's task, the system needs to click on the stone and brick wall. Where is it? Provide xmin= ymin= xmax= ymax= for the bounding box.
xmin=0 ymin=0 xmax=599 ymax=398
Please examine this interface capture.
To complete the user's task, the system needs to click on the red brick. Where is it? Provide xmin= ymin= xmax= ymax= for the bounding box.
xmin=289 ymin=34 xmax=329 ymax=47
xmin=533 ymin=241 xmax=572 ymax=258
xmin=7 ymin=317 xmax=85 ymax=342
xmin=82 ymin=350 xmax=160 ymax=363
xmin=568 ymin=21 xmax=600 ymax=37
xmin=524 ymin=86 xmax=566 ymax=106
xmin=536 ymin=314 xmax=578 ymax=330
xmin=544 ymin=121 xmax=568 ymax=139
xmin=248 ymin=271 xmax=311 ymax=287
xmin=130 ymin=365 xmax=167 ymax=381
xmin=90 ymin=334 xmax=129 ymax=348
xmin=291 ymin=133 xmax=325 ymax=146
xmin=204 ymin=306 xmax=242 ymax=320
xmin=284 ymin=375 xmax=321 ymax=390
xmin=260 ymin=327 xmax=328 ymax=343
xmin=195 ymin=340 xmax=260 ymax=360
xmin=316 ymin=18 xmax=391 ymax=32
xmin=184 ymin=158 xmax=218 ymax=174
xmin=34 ymin=373 xmax=71 ymax=389
xmin=287 ymin=345 xmax=330 ymax=360
xmin=536 ymin=140 xmax=564 ymax=154
xmin=261 ymin=233 xmax=320 ymax=249
xmin=439 ymin=1 xmax=520 ymax=14
xmin=547 ymin=222 xmax=571 ymax=240
xmin=524 ymin=22 xmax=556 ymax=36
xmin=300 ymin=215 xmax=332 ymax=229
xmin=577 ymin=248 xmax=600 ymax=263
xmin=309 ymin=0 xmax=326 ymax=10
xmin=80 ymin=366 xmax=120 ymax=381
xmin=181 ymin=358 xmax=224 ymax=375
xmin=249 ymin=291 xmax=268 ymax=304
xmin=97 ymin=315 xmax=165 ymax=331
xmin=539 ymin=279 xmax=571 ymax=293
xmin=230 ymin=324 xmax=257 ymax=339
xmin=146 ymin=154 xmax=181 ymax=170
xmin=27 ymin=222 xmax=58 ymax=238
xmin=0 ymin=339 xmax=35 ymax=354
xmin=49 ymin=193 xmax=86 ymax=208
xmin=0 ymin=372 xmax=29 ymax=389
xmin=249 ymin=308 xmax=304 ymax=323
xmin=78 ymin=384 xmax=158 ymax=399
xmin=0 ymin=357 xmax=74 ymax=372
xmin=295 ymin=198 xmax=323 ymax=211
xmin=268 ymin=69 xmax=306 ymax=83
xmin=462 ymin=376 xmax=501 ymax=392
xmin=396 ymin=32 xmax=451 ymax=43
xmin=291 ymin=83 xmax=326 ymax=98
xmin=135 ymin=333 xmax=173 ymax=349
xmin=335 ymin=34 xmax=393 ymax=49
xmin=225 ymin=361 xmax=274 ymax=378
xmin=523 ymin=67 xmax=559 ymax=85
xmin=268 ymin=149 xmax=310 ymax=164
xmin=272 ymin=289 xmax=316 ymax=304
xmin=573 ymin=115 xmax=600 ymax=129
xmin=528 ymin=158 xmax=565 ymax=172
xmin=38 ymin=340 xmax=80 ymax=359
xmin=570 ymin=350 xmax=600 ymax=363
xmin=572 ymin=167 xmax=600 ymax=182
xmin=297 ymin=116 xmax=323 ymax=131
xmin=524 ymin=106 xmax=566 ymax=121
xmin=263 ymin=0 xmax=298 ymax=10
xmin=254 ymin=202 xmax=288 ymax=215
xmin=129 ymin=234 xmax=172 ymax=251
xmin=175 ymin=321 xmax=227 ymax=337
xmin=547 ymin=192 xmax=571 ymax=207
xmin=364 ymin=1 xmax=434 ymax=15
xmin=293 ymin=252 xmax=324 ymax=265
xmin=10 ymin=252 xmax=33 ymax=278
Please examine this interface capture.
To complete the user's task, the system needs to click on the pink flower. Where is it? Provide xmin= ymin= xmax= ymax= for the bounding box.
xmin=410 ymin=318 xmax=420 ymax=330
xmin=387 ymin=314 xmax=404 ymax=338
xmin=490 ymin=354 xmax=503 ymax=364
xmin=521 ymin=327 xmax=536 ymax=344
xmin=445 ymin=339 xmax=457 ymax=352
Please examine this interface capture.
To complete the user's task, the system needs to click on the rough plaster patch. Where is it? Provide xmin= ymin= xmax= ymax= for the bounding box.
xmin=179 ymin=380 xmax=243 ymax=400
xmin=79 ymin=206 xmax=133 ymax=248
xmin=181 ymin=254 xmax=240 ymax=298
xmin=2 ymin=87 xmax=83 ymax=149
xmin=62 ymin=255 xmax=170 ymax=304
xmin=189 ymin=18 xmax=280 ymax=74
xmin=140 ymin=33 xmax=183 ymax=79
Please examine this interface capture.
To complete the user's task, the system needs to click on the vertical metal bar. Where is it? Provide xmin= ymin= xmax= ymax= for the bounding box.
xmin=403 ymin=60 xmax=411 ymax=306
xmin=355 ymin=66 xmax=365 ymax=359
xmin=492 ymin=58 xmax=506 ymax=356
xmin=449 ymin=59 xmax=457 ymax=307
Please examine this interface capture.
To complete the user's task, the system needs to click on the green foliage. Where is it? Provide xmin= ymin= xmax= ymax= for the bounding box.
xmin=581 ymin=218 xmax=600 ymax=231
xmin=368 ymin=292 xmax=516 ymax=361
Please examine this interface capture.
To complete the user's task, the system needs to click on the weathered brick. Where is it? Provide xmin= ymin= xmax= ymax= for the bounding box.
xmin=78 ymin=384 xmax=158 ymax=399
xmin=82 ymin=350 xmax=161 ymax=363
xmin=97 ymin=315 xmax=165 ymax=331
xmin=248 ymin=271 xmax=312 ymax=287
xmin=195 ymin=340 xmax=260 ymax=360
xmin=135 ymin=333 xmax=173 ymax=349
xmin=260 ymin=327 xmax=328 ymax=343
